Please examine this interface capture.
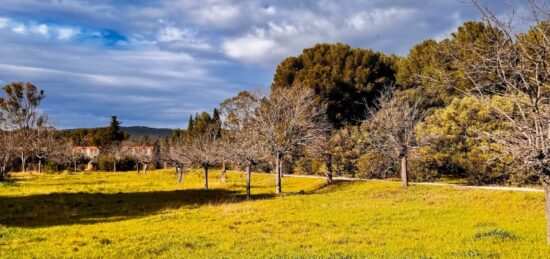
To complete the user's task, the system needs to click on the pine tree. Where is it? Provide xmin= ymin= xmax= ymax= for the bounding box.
xmin=187 ymin=115 xmax=194 ymax=133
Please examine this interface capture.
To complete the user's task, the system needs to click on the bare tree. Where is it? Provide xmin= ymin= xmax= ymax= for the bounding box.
xmin=129 ymin=145 xmax=157 ymax=174
xmin=186 ymin=127 xmax=219 ymax=190
xmin=448 ymin=0 xmax=550 ymax=244
xmin=65 ymin=141 xmax=84 ymax=173
xmin=33 ymin=127 xmax=57 ymax=174
xmin=363 ymin=89 xmax=423 ymax=187
xmin=107 ymin=141 xmax=129 ymax=172
xmin=160 ymin=138 xmax=191 ymax=184
xmin=220 ymin=90 xmax=265 ymax=199
xmin=0 ymin=131 xmax=16 ymax=180
xmin=254 ymin=86 xmax=329 ymax=194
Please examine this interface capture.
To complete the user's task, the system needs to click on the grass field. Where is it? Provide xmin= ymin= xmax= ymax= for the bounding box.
xmin=1 ymin=170 xmax=549 ymax=258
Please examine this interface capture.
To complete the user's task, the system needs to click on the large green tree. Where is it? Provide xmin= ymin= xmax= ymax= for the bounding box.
xmin=272 ymin=43 xmax=398 ymax=128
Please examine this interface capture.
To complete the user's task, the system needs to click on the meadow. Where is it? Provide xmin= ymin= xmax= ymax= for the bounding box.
xmin=1 ymin=170 xmax=549 ymax=258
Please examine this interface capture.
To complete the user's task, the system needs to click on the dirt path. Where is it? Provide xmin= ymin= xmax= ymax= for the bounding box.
xmin=281 ymin=174 xmax=544 ymax=193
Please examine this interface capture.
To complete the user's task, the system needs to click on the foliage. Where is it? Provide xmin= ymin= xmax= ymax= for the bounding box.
xmin=415 ymin=96 xmax=514 ymax=184
xmin=272 ymin=43 xmax=398 ymax=128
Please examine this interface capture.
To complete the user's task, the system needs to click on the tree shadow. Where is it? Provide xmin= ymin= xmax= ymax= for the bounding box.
xmin=0 ymin=189 xmax=276 ymax=228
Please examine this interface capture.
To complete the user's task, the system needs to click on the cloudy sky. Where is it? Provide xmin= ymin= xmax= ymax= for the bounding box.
xmin=0 ymin=0 xmax=526 ymax=129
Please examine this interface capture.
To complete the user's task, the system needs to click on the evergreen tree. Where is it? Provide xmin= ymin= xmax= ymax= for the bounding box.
xmin=187 ymin=115 xmax=194 ymax=133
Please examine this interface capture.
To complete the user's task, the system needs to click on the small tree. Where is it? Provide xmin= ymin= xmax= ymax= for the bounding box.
xmin=220 ymin=90 xmax=264 ymax=199
xmin=363 ymin=89 xmax=423 ymax=187
xmin=130 ymin=145 xmax=157 ymax=174
xmin=0 ymin=132 xmax=16 ymax=180
xmin=186 ymin=126 xmax=219 ymax=190
xmin=306 ymin=129 xmax=336 ymax=184
xmin=107 ymin=141 xmax=129 ymax=172
xmin=254 ymin=87 xmax=329 ymax=194
xmin=160 ymin=138 xmax=191 ymax=184
xmin=33 ymin=127 xmax=57 ymax=174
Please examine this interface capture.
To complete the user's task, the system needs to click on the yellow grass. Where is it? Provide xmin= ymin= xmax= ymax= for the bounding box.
xmin=1 ymin=170 xmax=549 ymax=258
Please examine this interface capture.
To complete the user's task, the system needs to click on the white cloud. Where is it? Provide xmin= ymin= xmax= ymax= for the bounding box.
xmin=0 ymin=17 xmax=9 ymax=29
xmin=194 ymin=4 xmax=240 ymax=27
xmin=158 ymin=26 xmax=189 ymax=42
xmin=31 ymin=24 xmax=49 ymax=36
xmin=57 ymin=27 xmax=79 ymax=40
xmin=222 ymin=35 xmax=277 ymax=63
xmin=157 ymin=25 xmax=212 ymax=50
xmin=12 ymin=24 xmax=27 ymax=34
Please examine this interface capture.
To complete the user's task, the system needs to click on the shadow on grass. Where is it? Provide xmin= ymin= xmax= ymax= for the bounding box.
xmin=0 ymin=189 xmax=276 ymax=228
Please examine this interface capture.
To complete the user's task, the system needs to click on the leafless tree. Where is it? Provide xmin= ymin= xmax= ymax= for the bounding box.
xmin=448 ymin=0 xmax=550 ymax=244
xmin=363 ymin=89 xmax=423 ymax=187
xmin=33 ymin=127 xmax=57 ymax=174
xmin=160 ymin=138 xmax=191 ymax=184
xmin=64 ymin=140 xmax=83 ymax=173
xmin=254 ymin=86 xmax=329 ymax=194
xmin=0 ymin=131 xmax=16 ymax=180
xmin=107 ymin=141 xmax=130 ymax=172
xmin=186 ymin=126 xmax=219 ymax=190
xmin=220 ymin=90 xmax=265 ymax=199
xmin=128 ymin=145 xmax=157 ymax=174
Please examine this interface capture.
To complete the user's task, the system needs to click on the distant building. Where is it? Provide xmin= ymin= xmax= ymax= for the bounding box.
xmin=125 ymin=146 xmax=155 ymax=157
xmin=72 ymin=146 xmax=100 ymax=159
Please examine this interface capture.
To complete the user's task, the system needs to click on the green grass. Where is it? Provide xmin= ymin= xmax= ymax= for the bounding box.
xmin=1 ymin=170 xmax=549 ymax=258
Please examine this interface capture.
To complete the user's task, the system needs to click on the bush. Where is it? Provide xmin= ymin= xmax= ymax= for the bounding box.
xmin=294 ymin=157 xmax=322 ymax=175
xmin=356 ymin=152 xmax=395 ymax=179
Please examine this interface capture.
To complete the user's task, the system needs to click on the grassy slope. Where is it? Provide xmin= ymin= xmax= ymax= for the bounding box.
xmin=0 ymin=170 xmax=549 ymax=258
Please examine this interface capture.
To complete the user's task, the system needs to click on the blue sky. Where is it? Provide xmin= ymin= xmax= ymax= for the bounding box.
xmin=0 ymin=0 xmax=527 ymax=129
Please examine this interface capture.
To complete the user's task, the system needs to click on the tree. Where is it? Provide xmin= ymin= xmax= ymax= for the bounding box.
xmin=107 ymin=141 xmax=129 ymax=172
xmin=129 ymin=145 xmax=157 ymax=174
xmin=33 ymin=127 xmax=57 ymax=174
xmin=64 ymin=140 xmax=83 ymax=173
xmin=414 ymin=96 xmax=513 ymax=184
xmin=363 ymin=89 xmax=423 ymax=187
xmin=220 ymin=90 xmax=264 ymax=199
xmin=0 ymin=82 xmax=47 ymax=172
xmin=160 ymin=137 xmax=191 ymax=184
xmin=306 ymin=128 xmax=335 ymax=183
xmin=0 ymin=131 xmax=16 ymax=180
xmin=254 ymin=86 xmax=329 ymax=193
xmin=186 ymin=126 xmax=219 ymax=190
xmin=448 ymin=0 xmax=550 ymax=244
xmin=272 ymin=43 xmax=397 ymax=128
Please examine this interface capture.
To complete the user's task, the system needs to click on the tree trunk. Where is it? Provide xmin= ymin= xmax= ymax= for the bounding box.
xmin=113 ymin=161 xmax=117 ymax=172
xmin=325 ymin=156 xmax=333 ymax=184
xmin=21 ymin=156 xmax=26 ymax=173
xmin=221 ymin=160 xmax=227 ymax=184
xmin=177 ymin=167 xmax=184 ymax=184
xmin=246 ymin=163 xmax=252 ymax=200
xmin=0 ymin=168 xmax=5 ymax=181
xmin=136 ymin=163 xmax=139 ymax=174
xmin=279 ymin=158 xmax=284 ymax=178
xmin=543 ymin=180 xmax=550 ymax=245
xmin=204 ymin=164 xmax=209 ymax=190
xmin=143 ymin=164 xmax=148 ymax=175
xmin=38 ymin=159 xmax=42 ymax=174
xmin=400 ymin=156 xmax=409 ymax=187
xmin=276 ymin=153 xmax=282 ymax=194
xmin=74 ymin=161 xmax=77 ymax=173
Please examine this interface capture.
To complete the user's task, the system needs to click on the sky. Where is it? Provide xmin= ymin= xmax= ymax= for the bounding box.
xmin=0 ymin=0 xmax=529 ymax=129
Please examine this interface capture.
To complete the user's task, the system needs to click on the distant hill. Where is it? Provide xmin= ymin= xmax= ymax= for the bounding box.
xmin=122 ymin=126 xmax=173 ymax=139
